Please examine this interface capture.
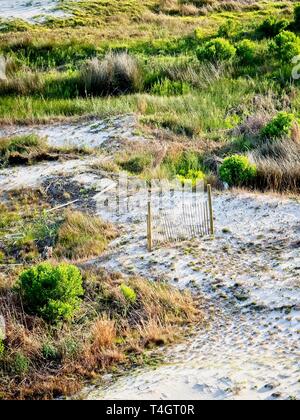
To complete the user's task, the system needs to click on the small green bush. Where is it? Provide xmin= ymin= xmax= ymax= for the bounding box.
xmin=270 ymin=31 xmax=300 ymax=62
xmin=236 ymin=39 xmax=257 ymax=64
xmin=13 ymin=352 xmax=29 ymax=376
xmin=218 ymin=20 xmax=241 ymax=39
xmin=196 ymin=38 xmax=236 ymax=62
xmin=120 ymin=284 xmax=137 ymax=304
xmin=261 ymin=112 xmax=296 ymax=139
xmin=18 ymin=262 xmax=84 ymax=323
xmin=42 ymin=343 xmax=61 ymax=361
xmin=150 ymin=79 xmax=190 ymax=96
xmin=258 ymin=17 xmax=289 ymax=38
xmin=219 ymin=155 xmax=257 ymax=187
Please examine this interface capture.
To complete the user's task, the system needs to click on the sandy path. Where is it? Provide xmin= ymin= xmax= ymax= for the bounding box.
xmin=81 ymin=191 xmax=300 ymax=400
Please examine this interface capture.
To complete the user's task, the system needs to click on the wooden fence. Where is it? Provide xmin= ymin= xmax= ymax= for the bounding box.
xmin=147 ymin=185 xmax=214 ymax=251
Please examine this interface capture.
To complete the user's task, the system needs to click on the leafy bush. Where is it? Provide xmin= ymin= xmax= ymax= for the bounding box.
xmin=236 ymin=39 xmax=257 ymax=64
xmin=219 ymin=155 xmax=257 ymax=186
xmin=120 ymin=284 xmax=137 ymax=304
xmin=18 ymin=263 xmax=84 ymax=323
xmin=196 ymin=38 xmax=236 ymax=62
xmin=258 ymin=17 xmax=289 ymax=38
xmin=261 ymin=112 xmax=296 ymax=139
xmin=218 ymin=20 xmax=241 ymax=39
xmin=270 ymin=31 xmax=300 ymax=62
xmin=80 ymin=52 xmax=143 ymax=96
xmin=150 ymin=79 xmax=190 ymax=96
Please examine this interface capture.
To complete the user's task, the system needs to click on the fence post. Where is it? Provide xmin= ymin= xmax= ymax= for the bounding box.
xmin=147 ymin=201 xmax=153 ymax=252
xmin=207 ymin=184 xmax=214 ymax=237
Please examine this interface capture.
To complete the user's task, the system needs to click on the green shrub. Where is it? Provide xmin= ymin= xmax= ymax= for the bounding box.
xmin=18 ymin=262 xmax=84 ymax=323
xmin=258 ymin=17 xmax=289 ymax=38
xmin=219 ymin=155 xmax=257 ymax=187
xmin=196 ymin=38 xmax=236 ymax=62
xmin=120 ymin=154 xmax=153 ymax=174
xmin=13 ymin=352 xmax=29 ymax=376
xmin=236 ymin=39 xmax=257 ymax=64
xmin=150 ymin=79 xmax=190 ymax=96
xmin=270 ymin=31 xmax=300 ymax=62
xmin=42 ymin=343 xmax=61 ymax=361
xmin=218 ymin=20 xmax=241 ymax=39
xmin=120 ymin=284 xmax=137 ymax=304
xmin=261 ymin=112 xmax=296 ymax=139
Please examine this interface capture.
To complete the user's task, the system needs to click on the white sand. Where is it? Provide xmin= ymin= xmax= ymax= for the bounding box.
xmin=0 ymin=0 xmax=65 ymax=21
xmin=0 ymin=157 xmax=104 ymax=192
xmin=79 ymin=190 xmax=300 ymax=400
xmin=0 ymin=115 xmax=141 ymax=150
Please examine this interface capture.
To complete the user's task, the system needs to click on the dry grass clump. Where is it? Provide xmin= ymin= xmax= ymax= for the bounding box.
xmin=158 ymin=0 xmax=260 ymax=15
xmin=249 ymin=138 xmax=300 ymax=192
xmin=253 ymin=156 xmax=300 ymax=192
xmin=0 ymin=71 xmax=44 ymax=96
xmin=0 ymin=267 xmax=202 ymax=399
xmin=54 ymin=211 xmax=118 ymax=261
xmin=80 ymin=52 xmax=143 ymax=96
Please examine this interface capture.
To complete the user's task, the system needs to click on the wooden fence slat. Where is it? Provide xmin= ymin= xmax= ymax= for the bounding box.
xmin=147 ymin=202 xmax=153 ymax=252
xmin=207 ymin=184 xmax=214 ymax=236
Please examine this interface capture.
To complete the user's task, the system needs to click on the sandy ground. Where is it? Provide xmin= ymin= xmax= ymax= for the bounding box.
xmin=0 ymin=115 xmax=142 ymax=150
xmin=0 ymin=0 xmax=66 ymax=21
xmin=0 ymin=157 xmax=103 ymax=191
xmin=1 ymin=118 xmax=299 ymax=400
xmin=79 ymin=190 xmax=300 ymax=401
xmin=0 ymin=115 xmax=142 ymax=192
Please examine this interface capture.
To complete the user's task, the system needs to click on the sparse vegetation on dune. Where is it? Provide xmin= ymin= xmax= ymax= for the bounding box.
xmin=0 ymin=188 xmax=202 ymax=399
xmin=0 ymin=202 xmax=115 ymax=266
xmin=0 ymin=263 xmax=201 ymax=400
